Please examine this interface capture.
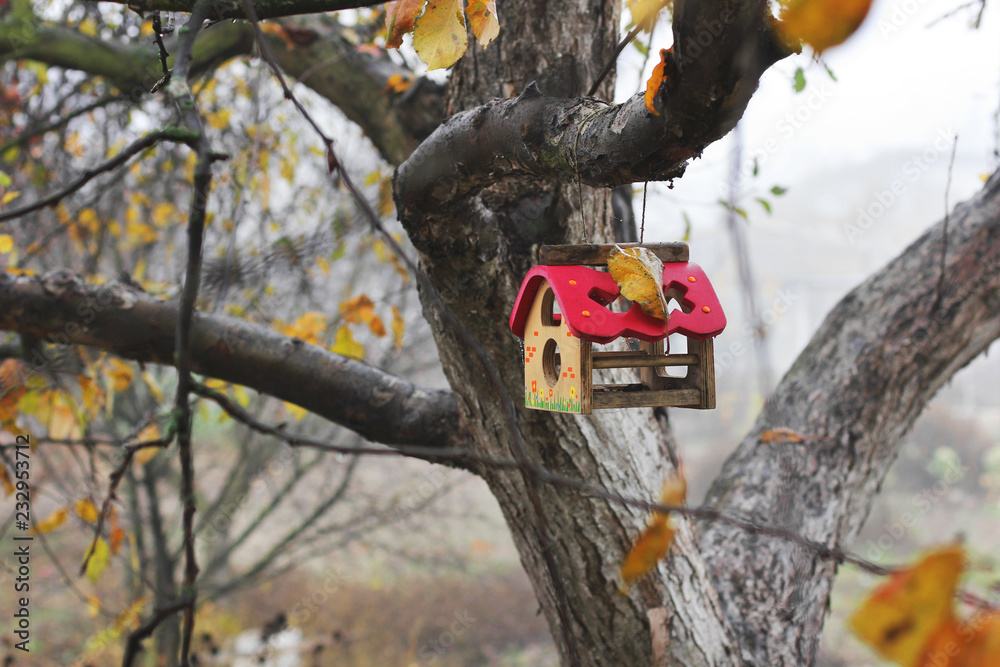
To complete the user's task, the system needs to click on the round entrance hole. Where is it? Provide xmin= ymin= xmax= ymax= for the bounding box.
xmin=542 ymin=339 xmax=561 ymax=387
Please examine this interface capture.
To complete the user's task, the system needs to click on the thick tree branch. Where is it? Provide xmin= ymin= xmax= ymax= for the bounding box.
xmin=698 ymin=170 xmax=1000 ymax=664
xmin=0 ymin=14 xmax=442 ymax=166
xmin=87 ymin=0 xmax=386 ymax=20
xmin=0 ymin=271 xmax=466 ymax=451
xmin=395 ymin=0 xmax=786 ymax=216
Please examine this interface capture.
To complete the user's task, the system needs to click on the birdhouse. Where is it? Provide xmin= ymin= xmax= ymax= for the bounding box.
xmin=508 ymin=243 xmax=726 ymax=413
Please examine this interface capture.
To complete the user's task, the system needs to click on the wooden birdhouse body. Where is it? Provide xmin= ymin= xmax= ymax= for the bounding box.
xmin=509 ymin=243 xmax=726 ymax=413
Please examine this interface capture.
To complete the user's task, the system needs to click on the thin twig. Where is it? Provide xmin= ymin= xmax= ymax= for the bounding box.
xmin=122 ymin=600 xmax=190 ymax=667
xmin=0 ymin=128 xmax=207 ymax=223
xmin=932 ymin=135 xmax=958 ymax=315
xmin=0 ymin=94 xmax=129 ymax=158
xmin=589 ymin=24 xmax=643 ymax=97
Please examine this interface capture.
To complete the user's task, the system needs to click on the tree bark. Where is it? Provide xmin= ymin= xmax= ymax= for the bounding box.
xmin=697 ymin=171 xmax=1000 ymax=665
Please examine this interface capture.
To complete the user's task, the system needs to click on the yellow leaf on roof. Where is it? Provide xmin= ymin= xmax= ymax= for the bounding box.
xmin=413 ymin=0 xmax=468 ymax=70
xmin=607 ymin=244 xmax=668 ymax=320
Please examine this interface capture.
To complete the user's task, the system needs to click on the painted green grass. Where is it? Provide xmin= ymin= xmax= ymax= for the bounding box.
xmin=525 ymin=390 xmax=581 ymax=413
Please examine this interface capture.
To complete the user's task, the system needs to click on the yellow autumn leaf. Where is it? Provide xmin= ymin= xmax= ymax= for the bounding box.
xmin=280 ymin=311 xmax=327 ymax=345
xmin=33 ymin=507 xmax=69 ymax=534
xmin=1 ymin=191 xmax=19 ymax=205
xmin=607 ymin=244 xmax=669 ymax=320
xmin=391 ymin=306 xmax=405 ymax=348
xmin=385 ymin=0 xmax=426 ymax=49
xmin=849 ymin=545 xmax=965 ymax=667
xmin=78 ymin=376 xmax=106 ymax=418
xmin=48 ymin=394 xmax=82 ymax=440
xmin=206 ymin=108 xmax=232 ymax=130
xmin=78 ymin=17 xmax=98 ymax=37
xmin=619 ymin=472 xmax=686 ymax=592
xmin=413 ymin=0 xmax=468 ymax=70
xmin=330 ymin=325 xmax=365 ymax=360
xmin=340 ymin=295 xmax=387 ymax=337
xmin=385 ymin=73 xmax=413 ymax=93
xmin=86 ymin=594 xmax=102 ymax=618
xmin=75 ymin=499 xmax=100 ymax=523
xmin=316 ymin=255 xmax=331 ymax=275
xmin=107 ymin=358 xmax=134 ymax=392
xmin=151 ymin=202 xmax=176 ymax=228
xmin=126 ymin=216 xmax=157 ymax=245
xmin=141 ymin=370 xmax=164 ymax=401
xmin=85 ymin=537 xmax=111 ymax=583
xmin=628 ymin=0 xmax=671 ymax=32
xmin=0 ymin=234 xmax=13 ymax=253
xmin=466 ymin=0 xmax=499 ymax=48
xmin=776 ymin=0 xmax=874 ymax=53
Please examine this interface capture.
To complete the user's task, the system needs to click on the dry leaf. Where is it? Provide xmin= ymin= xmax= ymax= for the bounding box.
xmin=340 ymin=295 xmax=387 ymax=337
xmin=391 ymin=305 xmax=406 ymax=348
xmin=760 ymin=427 xmax=806 ymax=443
xmin=850 ymin=545 xmax=964 ymax=666
xmin=644 ymin=48 xmax=671 ymax=115
xmin=466 ymin=0 xmax=499 ymax=48
xmin=628 ymin=0 xmax=671 ymax=32
xmin=413 ymin=0 xmax=468 ymax=70
xmin=607 ymin=244 xmax=668 ymax=320
xmin=107 ymin=358 xmax=134 ymax=393
xmin=385 ymin=0 xmax=426 ymax=49
xmin=33 ymin=507 xmax=68 ymax=534
xmin=776 ymin=0 xmax=874 ymax=53
xmin=619 ymin=472 xmax=687 ymax=591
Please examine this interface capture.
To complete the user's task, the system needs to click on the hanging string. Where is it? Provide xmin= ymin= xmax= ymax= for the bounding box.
xmin=640 ymin=181 xmax=648 ymax=243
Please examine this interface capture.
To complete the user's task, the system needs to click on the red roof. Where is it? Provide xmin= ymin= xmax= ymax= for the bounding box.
xmin=509 ymin=262 xmax=726 ymax=344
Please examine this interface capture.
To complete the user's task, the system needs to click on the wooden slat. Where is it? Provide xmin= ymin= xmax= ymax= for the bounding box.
xmin=592 ymin=352 xmax=699 ymax=369
xmin=539 ymin=242 xmax=689 ymax=266
xmin=592 ymin=388 xmax=701 ymax=409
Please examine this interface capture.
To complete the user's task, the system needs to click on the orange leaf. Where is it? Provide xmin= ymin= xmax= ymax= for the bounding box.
xmin=466 ymin=0 xmax=499 ymax=48
xmin=850 ymin=545 xmax=965 ymax=667
xmin=33 ymin=507 xmax=69 ymax=534
xmin=644 ymin=48 xmax=671 ymax=116
xmin=391 ymin=305 xmax=405 ymax=348
xmin=619 ymin=472 xmax=687 ymax=591
xmin=760 ymin=427 xmax=805 ymax=443
xmin=340 ymin=295 xmax=387 ymax=337
xmin=776 ymin=0 xmax=874 ymax=53
xmin=75 ymin=499 xmax=99 ymax=523
xmin=385 ymin=0 xmax=426 ymax=49
xmin=385 ymin=73 xmax=413 ymax=94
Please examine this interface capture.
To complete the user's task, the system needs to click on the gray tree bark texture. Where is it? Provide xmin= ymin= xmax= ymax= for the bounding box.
xmin=2 ymin=0 xmax=1000 ymax=664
